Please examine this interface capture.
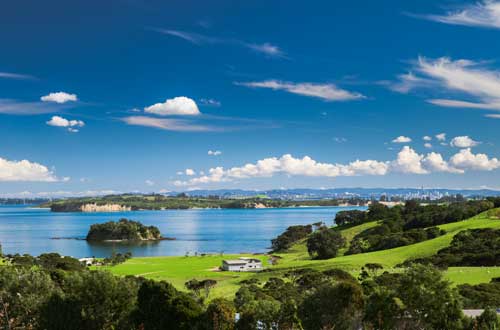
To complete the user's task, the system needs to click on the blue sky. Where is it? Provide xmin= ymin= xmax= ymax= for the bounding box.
xmin=2 ymin=0 xmax=500 ymax=197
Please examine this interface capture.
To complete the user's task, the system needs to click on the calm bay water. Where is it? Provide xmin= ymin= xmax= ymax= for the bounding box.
xmin=0 ymin=205 xmax=366 ymax=258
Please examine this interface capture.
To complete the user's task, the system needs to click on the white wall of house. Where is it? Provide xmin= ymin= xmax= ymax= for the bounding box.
xmin=222 ymin=258 xmax=262 ymax=272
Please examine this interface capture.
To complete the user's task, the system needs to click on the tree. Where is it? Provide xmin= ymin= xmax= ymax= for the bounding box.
xmin=476 ymin=308 xmax=500 ymax=330
xmin=237 ymin=299 xmax=280 ymax=330
xmin=57 ymin=270 xmax=138 ymax=330
xmin=277 ymin=300 xmax=303 ymax=330
xmin=298 ymin=282 xmax=364 ymax=330
xmin=37 ymin=253 xmax=84 ymax=271
xmin=135 ymin=279 xmax=203 ymax=330
xmin=0 ymin=267 xmax=57 ymax=329
xmin=306 ymin=228 xmax=345 ymax=259
xmin=185 ymin=279 xmax=217 ymax=301
xmin=365 ymin=264 xmax=464 ymax=330
xmin=38 ymin=295 xmax=83 ymax=330
xmin=334 ymin=210 xmax=367 ymax=227
xmin=204 ymin=298 xmax=236 ymax=330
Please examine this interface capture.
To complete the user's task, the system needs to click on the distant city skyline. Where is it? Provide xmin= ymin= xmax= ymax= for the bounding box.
xmin=2 ymin=1 xmax=500 ymax=197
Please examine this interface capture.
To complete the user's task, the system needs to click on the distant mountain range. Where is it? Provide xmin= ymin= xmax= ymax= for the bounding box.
xmin=171 ymin=188 xmax=500 ymax=200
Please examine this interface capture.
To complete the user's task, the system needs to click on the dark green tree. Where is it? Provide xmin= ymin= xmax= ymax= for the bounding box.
xmin=298 ymin=281 xmax=364 ymax=330
xmin=135 ymin=279 xmax=203 ymax=330
xmin=306 ymin=228 xmax=345 ymax=259
xmin=204 ymin=298 xmax=236 ymax=330
xmin=476 ymin=307 xmax=500 ymax=330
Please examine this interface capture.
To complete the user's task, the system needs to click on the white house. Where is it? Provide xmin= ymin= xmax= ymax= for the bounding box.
xmin=79 ymin=257 xmax=95 ymax=266
xmin=221 ymin=257 xmax=262 ymax=272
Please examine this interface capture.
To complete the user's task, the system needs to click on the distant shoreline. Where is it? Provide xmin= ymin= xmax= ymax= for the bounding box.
xmin=46 ymin=204 xmax=366 ymax=213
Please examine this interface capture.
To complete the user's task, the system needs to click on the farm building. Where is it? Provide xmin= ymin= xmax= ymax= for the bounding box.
xmin=221 ymin=257 xmax=262 ymax=272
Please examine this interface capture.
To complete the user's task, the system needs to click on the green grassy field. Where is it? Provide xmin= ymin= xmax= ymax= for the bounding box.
xmin=101 ymin=254 xmax=269 ymax=298
xmin=104 ymin=208 xmax=500 ymax=297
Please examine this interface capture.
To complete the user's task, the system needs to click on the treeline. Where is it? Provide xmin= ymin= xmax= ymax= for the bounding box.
xmin=2 ymin=259 xmax=499 ymax=329
xmin=401 ymin=228 xmax=500 ymax=268
xmin=3 ymin=248 xmax=500 ymax=330
xmin=335 ymin=200 xmax=494 ymax=255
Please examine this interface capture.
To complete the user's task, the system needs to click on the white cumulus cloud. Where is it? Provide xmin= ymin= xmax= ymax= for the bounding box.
xmin=392 ymin=136 xmax=412 ymax=143
xmin=41 ymin=92 xmax=78 ymax=104
xmin=173 ymin=147 xmax=500 ymax=186
xmin=450 ymin=136 xmax=480 ymax=148
xmin=46 ymin=116 xmax=85 ymax=132
xmin=144 ymin=96 xmax=200 ymax=116
xmin=423 ymin=135 xmax=432 ymax=141
xmin=185 ymin=169 xmax=196 ymax=176
xmin=450 ymin=148 xmax=500 ymax=171
xmin=0 ymin=157 xmax=60 ymax=182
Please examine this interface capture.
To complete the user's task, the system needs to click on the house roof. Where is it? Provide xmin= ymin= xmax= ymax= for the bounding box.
xmin=223 ymin=259 xmax=248 ymax=265
xmin=223 ymin=258 xmax=262 ymax=265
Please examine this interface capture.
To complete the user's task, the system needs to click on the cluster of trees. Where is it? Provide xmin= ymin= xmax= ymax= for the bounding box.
xmin=402 ymin=228 xmax=500 ymax=268
xmin=103 ymin=251 xmax=133 ymax=266
xmin=306 ymin=228 xmax=346 ymax=259
xmin=271 ymin=225 xmax=312 ymax=252
xmin=459 ymin=277 xmax=500 ymax=309
xmin=232 ymin=264 xmax=498 ymax=330
xmin=348 ymin=226 xmax=445 ymax=255
xmin=86 ymin=219 xmax=162 ymax=241
xmin=1 ymin=256 xmax=499 ymax=329
xmin=340 ymin=200 xmax=494 ymax=255
xmin=3 ymin=252 xmax=84 ymax=271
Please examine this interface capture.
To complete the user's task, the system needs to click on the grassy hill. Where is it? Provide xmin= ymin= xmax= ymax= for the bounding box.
xmin=103 ymin=208 xmax=500 ymax=297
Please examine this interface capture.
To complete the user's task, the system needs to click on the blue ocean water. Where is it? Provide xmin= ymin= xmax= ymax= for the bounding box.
xmin=0 ymin=205 xmax=366 ymax=258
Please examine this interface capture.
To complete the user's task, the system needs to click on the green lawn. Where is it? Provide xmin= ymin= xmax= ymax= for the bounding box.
xmin=100 ymin=254 xmax=269 ymax=298
xmin=445 ymin=267 xmax=500 ymax=286
xmin=105 ymin=209 xmax=500 ymax=298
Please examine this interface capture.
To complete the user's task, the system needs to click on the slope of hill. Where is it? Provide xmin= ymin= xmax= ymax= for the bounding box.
xmin=104 ymin=208 xmax=500 ymax=297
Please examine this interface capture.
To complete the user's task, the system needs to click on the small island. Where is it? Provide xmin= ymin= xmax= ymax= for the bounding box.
xmin=86 ymin=218 xmax=163 ymax=241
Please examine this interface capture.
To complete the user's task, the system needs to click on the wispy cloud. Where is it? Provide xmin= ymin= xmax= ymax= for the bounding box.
xmin=122 ymin=116 xmax=219 ymax=132
xmin=0 ymin=190 xmax=122 ymax=198
xmin=208 ymin=150 xmax=222 ymax=156
xmin=0 ymin=99 xmax=70 ymax=115
xmin=0 ymin=72 xmax=36 ymax=80
xmin=236 ymin=80 xmax=365 ymax=101
xmin=389 ymin=56 xmax=500 ymax=111
xmin=419 ymin=1 xmax=500 ymax=29
xmin=152 ymin=28 xmax=286 ymax=58
xmin=200 ymin=98 xmax=221 ymax=107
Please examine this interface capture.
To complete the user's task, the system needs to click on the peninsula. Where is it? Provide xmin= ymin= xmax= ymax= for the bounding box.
xmin=40 ymin=194 xmax=363 ymax=212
